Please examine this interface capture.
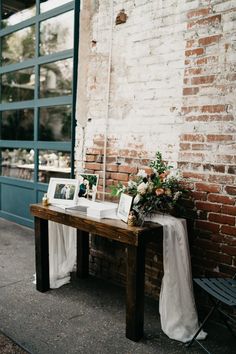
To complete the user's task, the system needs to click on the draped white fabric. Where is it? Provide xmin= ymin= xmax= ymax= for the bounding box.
xmin=48 ymin=221 xmax=77 ymax=289
xmin=147 ymin=214 xmax=207 ymax=343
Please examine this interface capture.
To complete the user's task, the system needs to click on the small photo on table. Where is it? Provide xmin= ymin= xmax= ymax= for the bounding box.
xmin=78 ymin=174 xmax=99 ymax=200
xmin=117 ymin=193 xmax=133 ymax=223
xmin=47 ymin=178 xmax=79 ymax=206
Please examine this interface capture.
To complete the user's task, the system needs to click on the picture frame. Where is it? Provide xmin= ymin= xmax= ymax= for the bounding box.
xmin=117 ymin=193 xmax=133 ymax=223
xmin=47 ymin=178 xmax=80 ymax=206
xmin=78 ymin=173 xmax=99 ymax=201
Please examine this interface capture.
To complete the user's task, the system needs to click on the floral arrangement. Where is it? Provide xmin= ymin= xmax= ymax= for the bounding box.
xmin=111 ymin=152 xmax=188 ymax=223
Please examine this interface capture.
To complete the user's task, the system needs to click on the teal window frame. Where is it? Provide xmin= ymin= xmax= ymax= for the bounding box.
xmin=0 ymin=0 xmax=80 ymax=226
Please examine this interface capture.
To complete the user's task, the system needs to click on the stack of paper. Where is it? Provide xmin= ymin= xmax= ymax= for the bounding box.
xmin=86 ymin=201 xmax=118 ymax=219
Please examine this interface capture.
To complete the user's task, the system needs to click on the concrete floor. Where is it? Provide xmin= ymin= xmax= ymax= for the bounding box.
xmin=0 ymin=217 xmax=235 ymax=354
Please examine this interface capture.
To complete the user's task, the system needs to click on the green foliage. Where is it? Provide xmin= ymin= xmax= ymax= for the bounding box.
xmin=111 ymin=151 xmax=189 ymax=218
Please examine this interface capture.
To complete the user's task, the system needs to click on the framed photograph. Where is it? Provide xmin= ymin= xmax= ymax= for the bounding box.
xmin=47 ymin=178 xmax=80 ymax=206
xmin=78 ymin=174 xmax=99 ymax=201
xmin=117 ymin=193 xmax=133 ymax=223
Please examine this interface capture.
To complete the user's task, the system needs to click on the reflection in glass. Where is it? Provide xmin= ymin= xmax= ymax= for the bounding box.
xmin=1 ymin=0 xmax=36 ymax=28
xmin=40 ymin=0 xmax=72 ymax=13
xmin=38 ymin=150 xmax=71 ymax=183
xmin=0 ymin=109 xmax=34 ymax=140
xmin=40 ymin=58 xmax=72 ymax=98
xmin=40 ymin=11 xmax=74 ymax=56
xmin=1 ymin=67 xmax=35 ymax=103
xmin=0 ymin=148 xmax=34 ymax=180
xmin=39 ymin=106 xmax=71 ymax=141
xmin=1 ymin=26 xmax=35 ymax=66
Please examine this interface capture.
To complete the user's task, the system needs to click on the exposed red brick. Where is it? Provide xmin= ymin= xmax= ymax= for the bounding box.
xmin=191 ymin=191 xmax=207 ymax=201
xmin=196 ymin=201 xmax=221 ymax=213
xmin=93 ymin=139 xmax=104 ymax=147
xmin=207 ymin=134 xmax=233 ymax=142
xmin=213 ymin=165 xmax=225 ymax=173
xmin=208 ymin=175 xmax=235 ymax=184
xmin=228 ymin=166 xmax=236 ymax=174
xmin=196 ymin=220 xmax=220 ymax=233
xmin=222 ymin=205 xmax=236 ymax=216
xmin=195 ymin=183 xmax=221 ymax=193
xmin=118 ymin=166 xmax=138 ymax=174
xmin=201 ymin=105 xmax=226 ymax=113
xmin=187 ymin=15 xmax=221 ymax=30
xmin=183 ymin=87 xmax=199 ymax=95
xmin=85 ymin=154 xmax=96 ymax=162
xmin=186 ymin=114 xmax=234 ymax=122
xmin=180 ymin=143 xmax=191 ymax=150
xmin=141 ymin=167 xmax=153 ymax=175
xmin=106 ymin=148 xmax=120 ymax=156
xmin=208 ymin=194 xmax=235 ymax=205
xmin=187 ymin=8 xmax=210 ymax=19
xmin=195 ymin=238 xmax=220 ymax=251
xmin=185 ymin=67 xmax=203 ymax=76
xmin=181 ymin=134 xmax=205 ymax=142
xmin=110 ymin=172 xmax=129 ymax=182
xmin=198 ymin=35 xmax=222 ymax=46
xmin=86 ymin=148 xmax=103 ymax=155
xmin=208 ymin=213 xmax=235 ymax=226
xmin=220 ymin=245 xmax=236 ymax=256
xmin=119 ymin=149 xmax=138 ymax=158
xmin=197 ymin=55 xmax=219 ymax=66
xmin=84 ymin=162 xmax=102 ymax=171
xmin=224 ymin=235 xmax=236 ymax=245
xmin=185 ymin=48 xmax=204 ymax=57
xmin=106 ymin=164 xmax=118 ymax=172
xmin=206 ymin=251 xmax=232 ymax=265
xmin=183 ymin=172 xmax=207 ymax=180
xmin=225 ymin=186 xmax=236 ymax=195
xmin=106 ymin=179 xmax=115 ymax=186
xmin=191 ymin=75 xmax=215 ymax=85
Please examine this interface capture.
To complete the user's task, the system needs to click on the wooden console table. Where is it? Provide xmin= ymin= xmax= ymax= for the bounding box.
xmin=30 ymin=203 xmax=163 ymax=341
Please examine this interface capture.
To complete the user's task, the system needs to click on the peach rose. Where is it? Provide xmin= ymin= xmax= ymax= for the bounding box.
xmin=155 ymin=188 xmax=164 ymax=196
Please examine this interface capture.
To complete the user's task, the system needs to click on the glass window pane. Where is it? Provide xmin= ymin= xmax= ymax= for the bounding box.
xmin=38 ymin=150 xmax=71 ymax=183
xmin=1 ymin=67 xmax=35 ymax=103
xmin=0 ymin=109 xmax=34 ymax=140
xmin=40 ymin=11 xmax=74 ymax=56
xmin=1 ymin=26 xmax=35 ymax=66
xmin=39 ymin=105 xmax=71 ymax=141
xmin=40 ymin=0 xmax=72 ymax=13
xmin=1 ymin=0 xmax=36 ymax=28
xmin=1 ymin=148 xmax=34 ymax=181
xmin=40 ymin=58 xmax=73 ymax=98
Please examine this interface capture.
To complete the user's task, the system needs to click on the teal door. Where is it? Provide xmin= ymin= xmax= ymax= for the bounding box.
xmin=0 ymin=0 xmax=79 ymax=227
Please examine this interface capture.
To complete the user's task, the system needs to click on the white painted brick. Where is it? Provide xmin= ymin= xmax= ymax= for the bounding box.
xmin=76 ymin=0 xmax=236 ymax=170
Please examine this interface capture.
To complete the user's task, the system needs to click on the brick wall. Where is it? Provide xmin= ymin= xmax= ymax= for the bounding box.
xmin=75 ymin=0 xmax=236 ymax=299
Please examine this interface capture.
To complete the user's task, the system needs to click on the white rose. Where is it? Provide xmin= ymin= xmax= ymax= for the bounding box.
xmin=137 ymin=182 xmax=148 ymax=195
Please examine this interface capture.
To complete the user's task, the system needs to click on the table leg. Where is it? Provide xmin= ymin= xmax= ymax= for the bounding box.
xmin=126 ymin=242 xmax=146 ymax=341
xmin=35 ymin=217 xmax=50 ymax=292
xmin=76 ymin=230 xmax=89 ymax=278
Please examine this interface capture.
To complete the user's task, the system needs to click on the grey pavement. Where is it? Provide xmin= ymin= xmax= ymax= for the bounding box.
xmin=0 ymin=217 xmax=235 ymax=354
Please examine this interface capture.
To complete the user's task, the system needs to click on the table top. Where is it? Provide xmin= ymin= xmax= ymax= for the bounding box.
xmin=30 ymin=203 xmax=163 ymax=246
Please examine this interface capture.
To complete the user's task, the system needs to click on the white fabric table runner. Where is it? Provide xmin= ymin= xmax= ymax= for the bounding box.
xmin=147 ymin=214 xmax=206 ymax=343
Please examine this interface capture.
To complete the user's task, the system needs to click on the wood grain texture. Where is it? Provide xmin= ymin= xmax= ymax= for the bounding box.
xmin=30 ymin=204 xmax=163 ymax=246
